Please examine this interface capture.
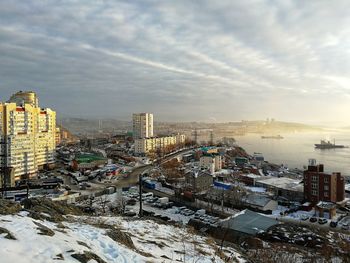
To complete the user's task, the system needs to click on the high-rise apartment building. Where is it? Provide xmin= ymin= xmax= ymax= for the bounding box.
xmin=303 ymin=159 xmax=345 ymax=204
xmin=132 ymin=113 xmax=153 ymax=139
xmin=0 ymin=91 xmax=56 ymax=183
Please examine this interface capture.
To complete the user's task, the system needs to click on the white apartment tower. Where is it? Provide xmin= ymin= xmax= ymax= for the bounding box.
xmin=132 ymin=113 xmax=153 ymax=139
xmin=0 ymin=91 xmax=56 ymax=182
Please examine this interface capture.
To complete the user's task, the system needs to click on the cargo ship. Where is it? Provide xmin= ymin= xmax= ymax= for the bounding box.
xmin=261 ymin=135 xmax=284 ymax=139
xmin=315 ymin=140 xmax=346 ymax=149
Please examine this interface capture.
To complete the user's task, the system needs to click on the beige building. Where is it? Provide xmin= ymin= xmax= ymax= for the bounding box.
xmin=199 ymin=154 xmax=222 ymax=174
xmin=134 ymin=134 xmax=186 ymax=154
xmin=132 ymin=113 xmax=153 ymax=139
xmin=56 ymin=127 xmax=61 ymax=145
xmin=0 ymin=91 xmax=56 ymax=182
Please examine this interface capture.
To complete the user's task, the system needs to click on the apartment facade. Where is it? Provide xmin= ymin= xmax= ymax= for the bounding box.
xmin=199 ymin=154 xmax=222 ymax=174
xmin=134 ymin=134 xmax=185 ymax=154
xmin=303 ymin=160 xmax=345 ymax=204
xmin=0 ymin=91 xmax=56 ymax=182
xmin=132 ymin=113 xmax=153 ymax=139
xmin=185 ymin=170 xmax=213 ymax=193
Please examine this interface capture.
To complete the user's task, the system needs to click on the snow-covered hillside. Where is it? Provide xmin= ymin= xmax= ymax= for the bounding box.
xmin=0 ymin=211 xmax=245 ymax=263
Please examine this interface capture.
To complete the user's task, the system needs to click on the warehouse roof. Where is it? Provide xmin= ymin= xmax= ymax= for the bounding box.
xmin=219 ymin=209 xmax=279 ymax=235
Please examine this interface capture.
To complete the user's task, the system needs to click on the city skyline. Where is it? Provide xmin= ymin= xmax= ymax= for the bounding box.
xmin=1 ymin=1 xmax=350 ymax=125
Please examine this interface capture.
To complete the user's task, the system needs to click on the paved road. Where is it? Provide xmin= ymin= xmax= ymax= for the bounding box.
xmin=112 ymin=147 xmax=197 ymax=189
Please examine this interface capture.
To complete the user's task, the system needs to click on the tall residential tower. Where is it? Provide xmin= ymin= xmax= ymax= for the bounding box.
xmin=132 ymin=113 xmax=153 ymax=139
xmin=0 ymin=91 xmax=56 ymax=184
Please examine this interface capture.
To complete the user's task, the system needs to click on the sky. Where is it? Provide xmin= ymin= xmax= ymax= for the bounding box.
xmin=1 ymin=1 xmax=350 ymax=125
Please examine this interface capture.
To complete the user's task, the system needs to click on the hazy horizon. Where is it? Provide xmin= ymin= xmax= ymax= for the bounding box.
xmin=1 ymin=1 xmax=350 ymax=125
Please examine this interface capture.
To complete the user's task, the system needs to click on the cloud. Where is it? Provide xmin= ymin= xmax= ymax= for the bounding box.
xmin=0 ymin=0 xmax=350 ymax=124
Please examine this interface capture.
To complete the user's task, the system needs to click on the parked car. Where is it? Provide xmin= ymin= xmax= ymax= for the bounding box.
xmin=318 ymin=218 xmax=327 ymax=224
xmin=127 ymin=199 xmax=137 ymax=206
xmin=330 ymin=221 xmax=338 ymax=228
xmin=124 ymin=210 xmax=137 ymax=217
xmin=339 ymin=207 xmax=350 ymax=212
xmin=300 ymin=215 xmax=310 ymax=221
xmin=309 ymin=217 xmax=317 ymax=223
xmin=341 ymin=223 xmax=349 ymax=230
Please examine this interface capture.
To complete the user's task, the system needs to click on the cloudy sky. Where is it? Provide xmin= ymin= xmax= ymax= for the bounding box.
xmin=1 ymin=1 xmax=350 ymax=125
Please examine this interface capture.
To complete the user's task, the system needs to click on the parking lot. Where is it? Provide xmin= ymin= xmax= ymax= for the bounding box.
xmin=123 ymin=188 xmax=223 ymax=225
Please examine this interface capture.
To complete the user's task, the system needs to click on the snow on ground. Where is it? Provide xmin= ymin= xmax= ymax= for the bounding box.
xmin=0 ymin=212 xmax=145 ymax=263
xmin=245 ymin=186 xmax=266 ymax=193
xmin=0 ymin=212 xmax=246 ymax=263
xmin=78 ymin=215 xmax=246 ymax=263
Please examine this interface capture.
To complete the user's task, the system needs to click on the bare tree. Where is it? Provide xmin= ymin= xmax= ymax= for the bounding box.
xmin=97 ymin=195 xmax=109 ymax=214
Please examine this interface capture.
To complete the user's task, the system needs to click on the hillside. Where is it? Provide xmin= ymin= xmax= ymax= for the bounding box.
xmin=0 ymin=199 xmax=245 ymax=263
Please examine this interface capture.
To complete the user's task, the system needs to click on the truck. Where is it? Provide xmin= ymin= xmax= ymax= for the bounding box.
xmin=143 ymin=180 xmax=156 ymax=190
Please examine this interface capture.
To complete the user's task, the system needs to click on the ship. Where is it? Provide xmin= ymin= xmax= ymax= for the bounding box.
xmin=314 ymin=140 xmax=346 ymax=149
xmin=261 ymin=135 xmax=284 ymax=139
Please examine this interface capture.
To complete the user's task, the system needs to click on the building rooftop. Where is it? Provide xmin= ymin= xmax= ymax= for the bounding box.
xmin=75 ymin=154 xmax=107 ymax=164
xmin=219 ymin=209 xmax=279 ymax=235
xmin=185 ymin=170 xmax=212 ymax=178
xmin=256 ymin=177 xmax=303 ymax=192
xmin=243 ymin=194 xmax=274 ymax=208
xmin=316 ymin=201 xmax=336 ymax=209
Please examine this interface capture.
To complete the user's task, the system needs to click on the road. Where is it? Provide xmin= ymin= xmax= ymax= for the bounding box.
xmin=53 ymin=147 xmax=196 ymax=198
xmin=112 ymin=147 xmax=197 ymax=188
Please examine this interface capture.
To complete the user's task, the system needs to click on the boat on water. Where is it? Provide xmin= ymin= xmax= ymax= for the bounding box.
xmin=315 ymin=140 xmax=347 ymax=149
xmin=261 ymin=135 xmax=284 ymax=139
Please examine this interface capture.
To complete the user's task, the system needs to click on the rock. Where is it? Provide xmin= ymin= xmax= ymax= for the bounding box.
xmin=53 ymin=253 xmax=64 ymax=260
xmin=71 ymin=251 xmax=106 ymax=263
xmin=244 ymin=237 xmax=264 ymax=249
xmin=21 ymin=198 xmax=84 ymax=222
xmin=0 ymin=227 xmax=16 ymax=240
xmin=33 ymin=221 xmax=55 ymax=236
xmin=0 ymin=199 xmax=21 ymax=215
xmin=107 ymin=228 xmax=135 ymax=250
xmin=77 ymin=241 xmax=91 ymax=249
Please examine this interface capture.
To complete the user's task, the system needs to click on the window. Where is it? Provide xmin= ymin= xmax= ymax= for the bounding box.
xmin=324 ymin=177 xmax=329 ymax=183
xmin=312 ymin=190 xmax=317 ymax=196
xmin=324 ymin=192 xmax=329 ymax=197
xmin=324 ymin=185 xmax=329 ymax=191
xmin=312 ymin=175 xmax=317 ymax=182
xmin=311 ymin=183 xmax=318 ymax=189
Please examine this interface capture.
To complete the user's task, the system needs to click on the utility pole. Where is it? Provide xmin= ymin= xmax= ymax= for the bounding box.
xmin=139 ymin=174 xmax=143 ymax=217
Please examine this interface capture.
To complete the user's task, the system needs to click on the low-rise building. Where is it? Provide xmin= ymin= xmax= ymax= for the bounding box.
xmin=55 ymin=127 xmax=61 ymax=146
xmin=256 ymin=177 xmax=304 ymax=202
xmin=315 ymin=201 xmax=337 ymax=219
xmin=243 ymin=194 xmax=278 ymax=212
xmin=185 ymin=170 xmax=213 ymax=193
xmin=199 ymin=154 xmax=222 ymax=174
xmin=303 ymin=160 xmax=345 ymax=204
xmin=235 ymin=157 xmax=249 ymax=166
xmin=71 ymin=154 xmax=107 ymax=170
xmin=134 ymin=134 xmax=185 ymax=154
xmin=217 ymin=209 xmax=279 ymax=240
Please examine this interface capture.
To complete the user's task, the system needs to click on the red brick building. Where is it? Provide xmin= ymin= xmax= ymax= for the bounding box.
xmin=303 ymin=160 xmax=345 ymax=204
